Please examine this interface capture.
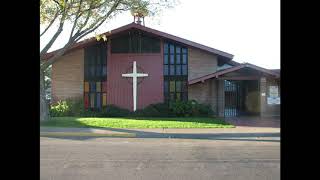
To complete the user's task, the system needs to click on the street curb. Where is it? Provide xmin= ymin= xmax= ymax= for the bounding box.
xmin=40 ymin=132 xmax=136 ymax=138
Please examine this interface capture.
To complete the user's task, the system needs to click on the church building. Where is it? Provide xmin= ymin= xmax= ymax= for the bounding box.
xmin=44 ymin=20 xmax=280 ymax=117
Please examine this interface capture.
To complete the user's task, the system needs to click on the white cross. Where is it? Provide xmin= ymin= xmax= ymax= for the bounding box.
xmin=122 ymin=61 xmax=148 ymax=111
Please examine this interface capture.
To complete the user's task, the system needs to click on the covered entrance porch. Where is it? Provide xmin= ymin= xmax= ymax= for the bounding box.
xmin=189 ymin=63 xmax=280 ymax=118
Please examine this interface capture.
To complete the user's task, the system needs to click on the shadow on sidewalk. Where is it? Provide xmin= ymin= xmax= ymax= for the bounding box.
xmin=41 ymin=127 xmax=280 ymax=143
xmin=225 ymin=116 xmax=280 ymax=128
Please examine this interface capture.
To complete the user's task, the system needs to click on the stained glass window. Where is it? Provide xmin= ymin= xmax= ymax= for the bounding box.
xmin=96 ymin=93 xmax=101 ymax=109
xmin=182 ymin=65 xmax=188 ymax=75
xmin=164 ymin=43 xmax=169 ymax=54
xmin=182 ymin=54 xmax=187 ymax=64
xmin=102 ymin=93 xmax=107 ymax=106
xmin=164 ymin=80 xmax=169 ymax=93
xmin=169 ymin=44 xmax=174 ymax=53
xmin=84 ymin=82 xmax=89 ymax=92
xmin=176 ymin=54 xmax=181 ymax=64
xmin=84 ymin=93 xmax=89 ymax=109
xmin=170 ymin=93 xmax=175 ymax=100
xmin=176 ymin=46 xmax=181 ymax=54
xmin=176 ymin=81 xmax=181 ymax=92
xmin=96 ymin=82 xmax=101 ymax=92
xmin=102 ymin=81 xmax=107 ymax=92
xmin=170 ymin=54 xmax=175 ymax=64
xmin=170 ymin=81 xmax=175 ymax=92
xmin=84 ymin=42 xmax=107 ymax=110
xmin=90 ymin=82 xmax=96 ymax=92
xmin=176 ymin=93 xmax=181 ymax=101
xmin=176 ymin=65 xmax=181 ymax=75
xmin=164 ymin=54 xmax=168 ymax=64
xmin=163 ymin=41 xmax=188 ymax=103
xmin=182 ymin=48 xmax=187 ymax=54
xmin=84 ymin=42 xmax=107 ymax=81
xmin=164 ymin=65 xmax=169 ymax=76
xmin=90 ymin=93 xmax=95 ymax=108
xmin=170 ymin=65 xmax=175 ymax=75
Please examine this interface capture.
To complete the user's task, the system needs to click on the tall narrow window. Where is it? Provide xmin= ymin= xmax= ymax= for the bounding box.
xmin=163 ymin=42 xmax=188 ymax=103
xmin=84 ymin=42 xmax=107 ymax=110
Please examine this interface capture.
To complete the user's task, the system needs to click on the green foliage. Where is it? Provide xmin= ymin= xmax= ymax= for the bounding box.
xmin=69 ymin=98 xmax=86 ymax=116
xmin=130 ymin=103 xmax=172 ymax=117
xmin=169 ymin=100 xmax=214 ymax=117
xmin=169 ymin=100 xmax=193 ymax=117
xmin=50 ymin=99 xmax=214 ymax=118
xmin=195 ymin=103 xmax=214 ymax=116
xmin=99 ymin=105 xmax=131 ymax=117
xmin=44 ymin=65 xmax=52 ymax=101
xmin=50 ymin=98 xmax=85 ymax=117
xmin=41 ymin=0 xmax=176 ymax=35
xmin=50 ymin=100 xmax=71 ymax=117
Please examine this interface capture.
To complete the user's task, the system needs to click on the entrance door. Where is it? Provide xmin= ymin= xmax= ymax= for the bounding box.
xmin=224 ymin=80 xmax=242 ymax=117
xmin=224 ymin=80 xmax=260 ymax=117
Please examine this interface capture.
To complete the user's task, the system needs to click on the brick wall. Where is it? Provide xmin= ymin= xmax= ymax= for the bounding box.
xmin=51 ymin=49 xmax=84 ymax=102
xmin=260 ymin=77 xmax=280 ymax=117
xmin=260 ymin=77 xmax=267 ymax=116
xmin=264 ymin=78 xmax=280 ymax=116
xmin=188 ymin=47 xmax=218 ymax=80
xmin=188 ymin=79 xmax=218 ymax=115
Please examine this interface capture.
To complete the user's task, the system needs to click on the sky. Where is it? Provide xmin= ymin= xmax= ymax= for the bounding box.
xmin=40 ymin=0 xmax=280 ymax=69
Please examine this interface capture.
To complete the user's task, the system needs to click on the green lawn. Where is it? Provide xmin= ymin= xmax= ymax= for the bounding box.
xmin=40 ymin=117 xmax=235 ymax=128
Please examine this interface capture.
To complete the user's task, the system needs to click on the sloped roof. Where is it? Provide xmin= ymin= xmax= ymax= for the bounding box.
xmin=42 ymin=22 xmax=234 ymax=60
xmin=188 ymin=63 xmax=280 ymax=85
xmin=270 ymin=69 xmax=280 ymax=73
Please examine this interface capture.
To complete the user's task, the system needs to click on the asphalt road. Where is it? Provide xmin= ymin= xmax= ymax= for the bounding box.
xmin=40 ymin=137 xmax=280 ymax=180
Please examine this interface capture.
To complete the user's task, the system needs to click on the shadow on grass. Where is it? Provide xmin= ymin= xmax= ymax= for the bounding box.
xmin=41 ymin=116 xmax=233 ymax=129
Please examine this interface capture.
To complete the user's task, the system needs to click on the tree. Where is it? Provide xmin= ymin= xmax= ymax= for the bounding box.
xmin=44 ymin=65 xmax=52 ymax=102
xmin=40 ymin=0 xmax=176 ymax=121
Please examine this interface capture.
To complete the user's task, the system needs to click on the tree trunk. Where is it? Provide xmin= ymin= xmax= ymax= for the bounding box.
xmin=40 ymin=70 xmax=50 ymax=121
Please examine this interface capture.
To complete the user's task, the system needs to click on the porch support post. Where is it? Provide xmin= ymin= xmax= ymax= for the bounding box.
xmin=260 ymin=77 xmax=267 ymax=117
xmin=217 ymin=80 xmax=225 ymax=117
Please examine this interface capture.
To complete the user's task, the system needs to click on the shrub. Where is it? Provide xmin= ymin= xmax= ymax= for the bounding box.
xmin=99 ymin=105 xmax=131 ymax=117
xmin=50 ymin=100 xmax=71 ymax=117
xmin=50 ymin=98 xmax=85 ymax=117
xmin=152 ymin=103 xmax=172 ymax=116
xmin=169 ymin=100 xmax=214 ymax=117
xmin=49 ymin=98 xmax=214 ymax=118
xmin=131 ymin=103 xmax=172 ymax=117
xmin=169 ymin=100 xmax=193 ymax=117
xmin=69 ymin=98 xmax=85 ymax=116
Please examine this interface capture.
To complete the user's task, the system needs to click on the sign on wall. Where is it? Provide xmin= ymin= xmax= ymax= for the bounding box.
xmin=269 ymin=86 xmax=279 ymax=98
xmin=267 ymin=86 xmax=280 ymax=104
xmin=267 ymin=97 xmax=280 ymax=104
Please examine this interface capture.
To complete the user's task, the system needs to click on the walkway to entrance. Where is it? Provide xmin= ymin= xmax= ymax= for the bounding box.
xmin=225 ymin=116 xmax=280 ymax=128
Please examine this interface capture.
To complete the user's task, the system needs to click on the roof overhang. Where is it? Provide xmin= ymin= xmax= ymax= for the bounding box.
xmin=42 ymin=22 xmax=234 ymax=61
xmin=188 ymin=63 xmax=280 ymax=85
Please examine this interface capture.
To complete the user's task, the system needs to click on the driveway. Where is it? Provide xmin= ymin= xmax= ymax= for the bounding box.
xmin=41 ymin=137 xmax=280 ymax=180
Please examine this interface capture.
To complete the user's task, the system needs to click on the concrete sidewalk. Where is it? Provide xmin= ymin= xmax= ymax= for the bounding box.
xmin=40 ymin=126 xmax=280 ymax=139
